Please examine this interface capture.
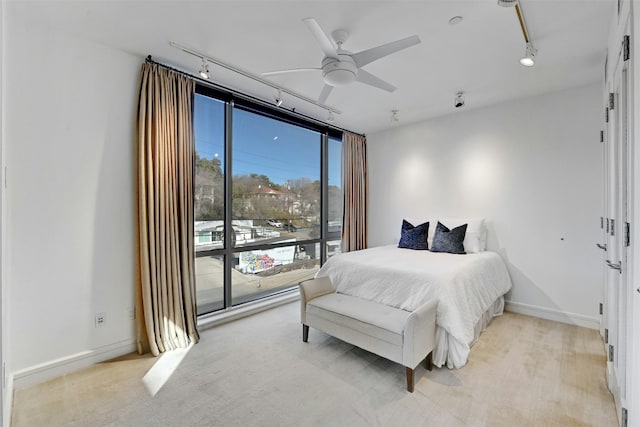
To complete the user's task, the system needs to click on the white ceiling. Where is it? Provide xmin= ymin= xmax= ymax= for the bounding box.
xmin=16 ymin=0 xmax=615 ymax=134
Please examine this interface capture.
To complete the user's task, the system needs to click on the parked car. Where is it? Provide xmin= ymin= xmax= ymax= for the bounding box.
xmin=267 ymin=219 xmax=283 ymax=228
xmin=283 ymin=223 xmax=297 ymax=232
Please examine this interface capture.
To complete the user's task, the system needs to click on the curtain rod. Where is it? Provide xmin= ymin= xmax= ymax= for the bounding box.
xmin=144 ymin=56 xmax=364 ymax=138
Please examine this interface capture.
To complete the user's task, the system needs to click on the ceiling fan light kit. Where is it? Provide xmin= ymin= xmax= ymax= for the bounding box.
xmin=321 ymin=56 xmax=357 ymax=86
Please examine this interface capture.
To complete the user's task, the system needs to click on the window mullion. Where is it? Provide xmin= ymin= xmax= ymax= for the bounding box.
xmin=321 ymin=132 xmax=329 ymax=264
xmin=223 ymin=100 xmax=234 ymax=309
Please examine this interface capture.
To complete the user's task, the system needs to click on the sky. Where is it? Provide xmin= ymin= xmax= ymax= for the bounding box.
xmin=194 ymin=94 xmax=341 ymax=187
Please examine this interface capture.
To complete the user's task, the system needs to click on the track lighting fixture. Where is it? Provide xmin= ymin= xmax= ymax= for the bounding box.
xmin=198 ymin=58 xmax=210 ymax=79
xmin=520 ymin=42 xmax=537 ymax=67
xmin=327 ymin=110 xmax=335 ymax=123
xmin=391 ymin=109 xmax=399 ymax=123
xmin=170 ymin=41 xmax=341 ymax=120
xmin=454 ymin=92 xmax=465 ymax=108
xmin=498 ymin=0 xmax=538 ymax=67
xmin=275 ymin=89 xmax=284 ymax=107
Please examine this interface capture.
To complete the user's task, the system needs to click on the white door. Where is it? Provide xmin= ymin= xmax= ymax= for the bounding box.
xmin=605 ymin=38 xmax=632 ymax=421
xmin=605 ymin=76 xmax=621 ymax=408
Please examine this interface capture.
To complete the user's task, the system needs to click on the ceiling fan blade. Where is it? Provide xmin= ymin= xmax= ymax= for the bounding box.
xmin=302 ymin=18 xmax=338 ymax=59
xmin=318 ymin=84 xmax=334 ymax=103
xmin=355 ymin=69 xmax=397 ymax=92
xmin=352 ymin=35 xmax=421 ymax=68
xmin=262 ymin=68 xmax=321 ymax=76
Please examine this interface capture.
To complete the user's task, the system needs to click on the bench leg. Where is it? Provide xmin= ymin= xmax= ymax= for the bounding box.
xmin=405 ymin=367 xmax=414 ymax=393
xmin=425 ymin=351 xmax=433 ymax=371
xmin=302 ymin=324 xmax=309 ymax=342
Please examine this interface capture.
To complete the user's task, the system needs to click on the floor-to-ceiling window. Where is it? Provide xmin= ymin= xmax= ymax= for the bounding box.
xmin=194 ymin=86 xmax=342 ymax=315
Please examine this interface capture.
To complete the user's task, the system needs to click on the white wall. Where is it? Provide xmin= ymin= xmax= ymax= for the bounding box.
xmin=368 ymin=84 xmax=603 ymax=327
xmin=0 ymin=0 xmax=5 ymax=423
xmin=5 ymin=5 xmax=141 ymax=384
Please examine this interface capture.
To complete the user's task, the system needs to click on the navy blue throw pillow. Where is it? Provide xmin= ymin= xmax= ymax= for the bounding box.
xmin=398 ymin=220 xmax=429 ymax=250
xmin=431 ymin=221 xmax=467 ymax=254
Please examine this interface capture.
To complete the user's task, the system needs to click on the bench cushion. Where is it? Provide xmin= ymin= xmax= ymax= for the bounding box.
xmin=307 ymin=293 xmax=411 ymax=346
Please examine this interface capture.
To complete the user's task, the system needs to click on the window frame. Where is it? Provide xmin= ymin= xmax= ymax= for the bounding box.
xmin=194 ymin=84 xmax=342 ymax=315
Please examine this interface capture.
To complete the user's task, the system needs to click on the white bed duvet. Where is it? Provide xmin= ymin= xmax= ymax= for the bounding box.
xmin=316 ymin=245 xmax=512 ymax=368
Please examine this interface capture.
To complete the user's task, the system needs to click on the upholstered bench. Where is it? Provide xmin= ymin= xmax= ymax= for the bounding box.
xmin=299 ymin=276 xmax=438 ymax=392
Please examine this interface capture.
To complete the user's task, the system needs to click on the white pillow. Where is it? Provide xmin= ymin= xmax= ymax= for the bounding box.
xmin=480 ymin=228 xmax=488 ymax=251
xmin=434 ymin=218 xmax=487 ymax=253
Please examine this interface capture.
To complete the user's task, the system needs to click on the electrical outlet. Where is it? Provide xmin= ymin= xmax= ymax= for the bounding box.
xmin=95 ymin=313 xmax=106 ymax=328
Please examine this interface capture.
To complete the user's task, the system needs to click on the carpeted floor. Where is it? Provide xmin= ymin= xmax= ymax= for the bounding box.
xmin=12 ymin=302 xmax=617 ymax=426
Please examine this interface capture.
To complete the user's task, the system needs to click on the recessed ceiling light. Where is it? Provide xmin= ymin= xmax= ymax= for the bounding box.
xmin=449 ymin=16 xmax=463 ymax=25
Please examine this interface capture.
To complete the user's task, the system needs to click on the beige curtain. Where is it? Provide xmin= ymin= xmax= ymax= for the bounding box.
xmin=341 ymin=132 xmax=368 ymax=252
xmin=136 ymin=63 xmax=199 ymax=356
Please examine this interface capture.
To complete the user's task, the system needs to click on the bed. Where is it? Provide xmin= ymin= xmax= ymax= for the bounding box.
xmin=315 ymin=244 xmax=512 ymax=369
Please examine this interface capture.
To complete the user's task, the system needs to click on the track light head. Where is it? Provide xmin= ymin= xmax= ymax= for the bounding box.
xmin=520 ymin=43 xmax=537 ymax=67
xmin=199 ymin=58 xmax=210 ymax=79
xmin=454 ymin=92 xmax=465 ymax=108
xmin=327 ymin=110 xmax=335 ymax=123
xmin=275 ymin=89 xmax=284 ymax=107
xmin=390 ymin=109 xmax=399 ymax=123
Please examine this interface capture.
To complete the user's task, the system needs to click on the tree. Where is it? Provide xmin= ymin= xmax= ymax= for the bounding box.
xmin=195 ymin=154 xmax=224 ymax=220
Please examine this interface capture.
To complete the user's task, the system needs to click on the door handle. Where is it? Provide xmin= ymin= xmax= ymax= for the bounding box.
xmin=597 ymin=243 xmax=607 ymax=251
xmin=606 ymin=260 xmax=622 ymax=272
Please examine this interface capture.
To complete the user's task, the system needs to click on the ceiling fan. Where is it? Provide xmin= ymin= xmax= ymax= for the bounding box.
xmin=262 ymin=18 xmax=421 ymax=104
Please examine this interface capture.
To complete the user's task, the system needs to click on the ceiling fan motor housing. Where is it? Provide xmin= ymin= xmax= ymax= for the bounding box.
xmin=322 ymin=54 xmax=357 ymax=86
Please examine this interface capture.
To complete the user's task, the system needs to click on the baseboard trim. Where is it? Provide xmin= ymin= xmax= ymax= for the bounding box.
xmin=12 ymin=338 xmax=136 ymax=390
xmin=505 ymin=300 xmax=600 ymax=330
xmin=11 ymin=293 xmax=300 ymax=391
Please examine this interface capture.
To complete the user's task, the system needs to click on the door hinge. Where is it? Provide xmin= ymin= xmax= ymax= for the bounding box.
xmin=622 ymin=407 xmax=628 ymax=427
xmin=609 ymin=93 xmax=615 ymax=110
xmin=600 ymin=217 xmax=604 ymax=229
xmin=623 ymin=35 xmax=630 ymax=61
xmin=605 ymin=328 xmax=609 ymax=343
xmin=611 ymin=218 xmax=616 ymax=236
xmin=599 ymin=303 xmax=603 ymax=315
xmin=606 ymin=218 xmax=610 ymax=233
xmin=600 ymin=130 xmax=604 ymax=143
xmin=609 ymin=344 xmax=614 ymax=362
xmin=606 ymin=107 xmax=609 ymax=123
xmin=625 ymin=222 xmax=631 ymax=247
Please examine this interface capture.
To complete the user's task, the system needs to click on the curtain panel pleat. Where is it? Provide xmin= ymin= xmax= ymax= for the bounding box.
xmin=136 ymin=63 xmax=199 ymax=356
xmin=341 ymin=132 xmax=368 ymax=252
